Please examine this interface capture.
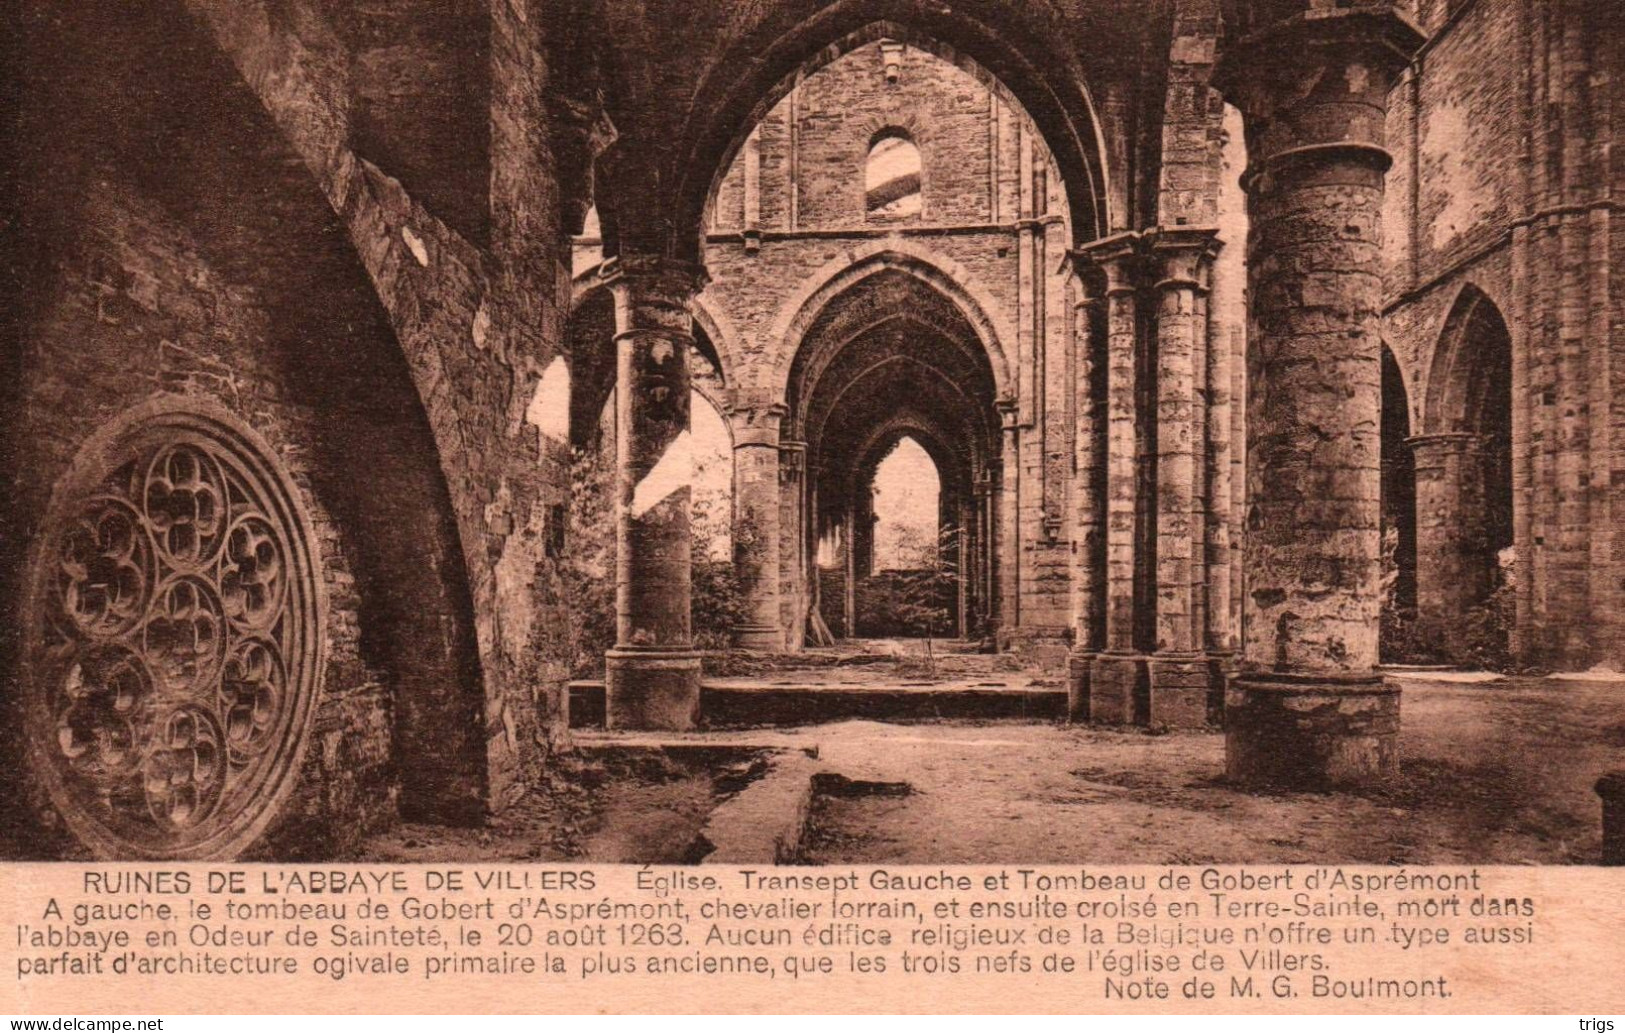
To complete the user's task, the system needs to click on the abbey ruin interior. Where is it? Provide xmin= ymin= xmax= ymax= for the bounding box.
xmin=2 ymin=0 xmax=1621 ymax=864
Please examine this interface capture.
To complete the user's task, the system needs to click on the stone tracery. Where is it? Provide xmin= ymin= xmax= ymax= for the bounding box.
xmin=24 ymin=407 xmax=322 ymax=859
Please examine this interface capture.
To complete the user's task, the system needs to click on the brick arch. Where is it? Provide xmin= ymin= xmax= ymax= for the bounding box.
xmin=1421 ymin=283 xmax=1513 ymax=437
xmin=848 ymin=410 xmax=973 ymax=501
xmin=857 ymin=113 xmax=929 ymax=146
xmin=807 ymin=352 xmax=994 ymax=472
xmin=764 ymin=243 xmax=1016 ymax=401
xmin=1410 ymin=281 xmax=1516 ymax=665
xmin=663 ymin=8 xmax=1112 ymax=263
xmin=1383 ymin=338 xmax=1420 ymax=430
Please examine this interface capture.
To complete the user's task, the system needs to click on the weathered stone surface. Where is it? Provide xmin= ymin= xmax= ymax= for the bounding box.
xmin=5 ymin=0 xmax=1619 ymax=861
xmin=1149 ymin=657 xmax=1211 ymax=729
xmin=1089 ymin=654 xmax=1146 ymax=726
xmin=1225 ymin=677 xmax=1401 ymax=786
xmin=729 ymin=403 xmax=786 ymax=652
xmin=602 ymin=256 xmax=708 ymax=730
xmin=1216 ymin=7 xmax=1423 ymax=784
xmin=698 ymin=750 xmax=822 ymax=864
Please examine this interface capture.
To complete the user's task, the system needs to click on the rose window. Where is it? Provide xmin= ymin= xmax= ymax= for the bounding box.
xmin=24 ymin=406 xmax=322 ymax=859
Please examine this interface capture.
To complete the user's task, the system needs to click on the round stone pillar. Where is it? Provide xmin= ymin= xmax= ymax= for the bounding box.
xmin=601 ymin=255 xmax=707 ymax=730
xmin=1410 ymin=432 xmax=1492 ymax=661
xmin=1217 ymin=8 xmax=1423 ymax=785
xmin=1067 ymin=271 xmax=1104 ymax=722
xmin=1150 ymin=229 xmax=1223 ymax=729
xmin=778 ymin=440 xmax=808 ymax=648
xmin=995 ymin=398 xmax=1022 ymax=644
xmin=1081 ymin=233 xmax=1148 ymax=725
xmin=729 ymin=402 xmax=786 ymax=652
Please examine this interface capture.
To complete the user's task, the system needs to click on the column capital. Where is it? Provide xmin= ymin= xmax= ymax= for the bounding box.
xmin=600 ymin=255 xmax=709 ymax=334
xmin=1406 ymin=431 xmax=1487 ymax=451
xmin=1071 ymin=231 xmax=1149 ymax=297
xmin=1150 ymin=226 xmax=1223 ymax=292
xmin=778 ymin=440 xmax=807 ymax=481
xmin=598 ymin=253 xmax=709 ymax=294
xmin=996 ymin=396 xmax=1021 ymax=430
xmin=1215 ymin=7 xmax=1424 ymax=186
xmin=725 ymin=399 xmax=788 ymax=448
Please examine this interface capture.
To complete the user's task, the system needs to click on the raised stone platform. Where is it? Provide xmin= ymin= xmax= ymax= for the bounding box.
xmin=569 ymin=678 xmax=1066 ymax=729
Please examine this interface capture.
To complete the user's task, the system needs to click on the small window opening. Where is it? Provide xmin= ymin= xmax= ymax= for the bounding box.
xmin=865 ymin=131 xmax=922 ymax=221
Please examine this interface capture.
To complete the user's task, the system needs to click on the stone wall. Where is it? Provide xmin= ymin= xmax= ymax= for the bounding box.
xmin=185 ymin=0 xmax=577 ymax=798
xmin=580 ymin=40 xmax=1083 ymax=655
xmin=2 ymin=0 xmax=579 ymax=858
xmin=1382 ymin=0 xmax=1623 ymax=669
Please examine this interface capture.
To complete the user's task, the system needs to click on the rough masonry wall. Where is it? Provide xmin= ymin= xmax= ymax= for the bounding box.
xmin=5 ymin=168 xmax=396 ymax=859
xmin=1382 ymin=0 xmax=1624 ymax=667
xmin=661 ymin=41 xmax=1081 ymax=649
xmin=186 ymin=0 xmax=577 ymax=798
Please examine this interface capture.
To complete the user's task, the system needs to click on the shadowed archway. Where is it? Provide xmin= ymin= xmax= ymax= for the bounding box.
xmin=1414 ymin=286 xmax=1515 ymax=665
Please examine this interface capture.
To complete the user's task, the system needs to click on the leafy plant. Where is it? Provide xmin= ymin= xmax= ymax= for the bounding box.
xmin=564 ymin=442 xmax=747 ymax=676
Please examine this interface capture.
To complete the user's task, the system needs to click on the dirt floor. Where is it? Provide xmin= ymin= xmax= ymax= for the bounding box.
xmin=12 ymin=645 xmax=1609 ymax=865
xmin=363 ymin=750 xmax=750 ymax=864
xmin=797 ymin=674 xmax=1625 ymax=866
xmin=364 ymin=669 xmax=1625 ymax=866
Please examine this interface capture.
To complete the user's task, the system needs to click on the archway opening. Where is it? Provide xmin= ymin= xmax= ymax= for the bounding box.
xmin=872 ymin=437 xmax=941 ymax=571
xmin=851 ymin=436 xmax=957 ymax=639
xmin=792 ymin=267 xmax=997 ymax=644
xmin=665 ymin=14 xmax=1111 ymax=263
xmin=1417 ymin=289 xmax=1515 ymax=667
xmin=1379 ymin=346 xmax=1419 ymax=663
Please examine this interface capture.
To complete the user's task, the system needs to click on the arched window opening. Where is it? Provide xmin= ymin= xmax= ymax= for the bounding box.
xmin=851 ymin=437 xmax=957 ymax=640
xmin=872 ymin=437 xmax=940 ymax=571
xmin=865 ymin=130 xmax=922 ymax=221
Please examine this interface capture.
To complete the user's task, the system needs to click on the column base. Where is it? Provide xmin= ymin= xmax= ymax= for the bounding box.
xmin=1208 ymin=651 xmax=1238 ymax=725
xmin=1149 ymin=654 xmax=1212 ymax=729
xmin=1089 ymin=653 xmax=1147 ymax=726
xmin=1225 ymin=673 xmax=1400 ymax=788
xmin=733 ymin=624 xmax=785 ymax=653
xmin=604 ymin=649 xmax=703 ymax=731
xmin=1065 ymin=650 xmax=1096 ymax=723
xmin=1597 ymin=771 xmax=1625 ymax=866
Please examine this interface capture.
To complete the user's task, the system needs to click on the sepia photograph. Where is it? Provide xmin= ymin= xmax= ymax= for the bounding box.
xmin=1 ymin=0 xmax=1621 ymax=884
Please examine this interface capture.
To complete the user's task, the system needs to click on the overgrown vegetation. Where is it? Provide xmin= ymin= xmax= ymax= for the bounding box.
xmin=564 ymin=444 xmax=745 ymax=678
xmin=1379 ymin=525 xmax=1513 ymax=672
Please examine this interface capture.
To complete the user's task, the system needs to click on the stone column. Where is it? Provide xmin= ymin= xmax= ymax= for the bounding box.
xmin=602 ymin=255 xmax=707 ymax=730
xmin=996 ymin=398 xmax=1022 ymax=643
xmin=778 ymin=440 xmax=807 ymax=648
xmin=1203 ymin=249 xmax=1238 ymax=678
xmin=1082 ymin=233 xmax=1147 ymax=725
xmin=1066 ymin=270 xmax=1105 ymax=722
xmin=727 ymin=402 xmax=786 ymax=652
xmin=1409 ymin=432 xmax=1491 ymax=662
xmin=1150 ymin=229 xmax=1222 ymax=728
xmin=975 ymin=476 xmax=996 ymax=641
xmin=1217 ymin=7 xmax=1423 ymax=785
xmin=842 ymin=504 xmax=858 ymax=639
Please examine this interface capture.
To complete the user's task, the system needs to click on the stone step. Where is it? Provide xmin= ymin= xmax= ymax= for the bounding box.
xmin=568 ymin=680 xmax=1065 ymax=729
